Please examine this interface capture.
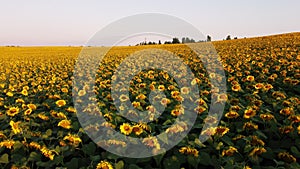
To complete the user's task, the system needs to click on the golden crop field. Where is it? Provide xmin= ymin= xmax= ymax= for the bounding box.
xmin=0 ymin=32 xmax=299 ymax=169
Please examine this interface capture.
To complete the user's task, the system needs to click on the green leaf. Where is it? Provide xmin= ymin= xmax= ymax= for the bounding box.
xmin=46 ymin=129 xmax=52 ymax=136
xmin=91 ymin=155 xmax=101 ymax=162
xmin=221 ymin=135 xmax=233 ymax=146
xmin=157 ymin=133 xmax=168 ymax=144
xmin=115 ymin=160 xmax=124 ymax=169
xmin=255 ymin=130 xmax=267 ymax=139
xmin=0 ymin=153 xmax=9 ymax=163
xmin=128 ymin=164 xmax=142 ymax=169
xmin=13 ymin=141 xmax=23 ymax=150
xmin=291 ymin=146 xmax=300 ymax=158
xmin=82 ymin=142 xmax=96 ymax=156
xmin=187 ymin=155 xmax=199 ymax=168
xmin=65 ymin=158 xmax=79 ymax=169
xmin=28 ymin=152 xmax=41 ymax=162
xmin=163 ymin=157 xmax=181 ymax=169
xmin=153 ymin=153 xmax=165 ymax=166
xmin=273 ymin=159 xmax=285 ymax=166
xmin=162 ymin=119 xmax=172 ymax=126
xmin=198 ymin=152 xmax=212 ymax=166
xmin=195 ymin=138 xmax=206 ymax=148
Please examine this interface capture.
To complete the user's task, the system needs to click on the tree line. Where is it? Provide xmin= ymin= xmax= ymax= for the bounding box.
xmin=135 ymin=35 xmax=239 ymax=46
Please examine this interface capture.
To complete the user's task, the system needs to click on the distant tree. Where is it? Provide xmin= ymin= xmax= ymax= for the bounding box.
xmin=207 ymin=35 xmax=211 ymax=42
xmin=158 ymin=40 xmax=161 ymax=44
xmin=190 ymin=38 xmax=195 ymax=43
xmin=226 ymin=35 xmax=231 ymax=40
xmin=234 ymin=37 xmax=238 ymax=39
xmin=185 ymin=37 xmax=190 ymax=43
xmin=182 ymin=37 xmax=186 ymax=43
xmin=164 ymin=41 xmax=172 ymax=44
xmin=172 ymin=38 xmax=180 ymax=44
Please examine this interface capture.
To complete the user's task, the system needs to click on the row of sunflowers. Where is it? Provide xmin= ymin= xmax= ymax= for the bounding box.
xmin=0 ymin=32 xmax=299 ymax=168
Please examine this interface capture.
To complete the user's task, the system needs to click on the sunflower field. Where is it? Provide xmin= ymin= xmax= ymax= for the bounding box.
xmin=0 ymin=32 xmax=299 ymax=169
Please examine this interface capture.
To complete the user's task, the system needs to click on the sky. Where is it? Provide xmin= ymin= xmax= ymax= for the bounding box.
xmin=0 ymin=0 xmax=299 ymax=46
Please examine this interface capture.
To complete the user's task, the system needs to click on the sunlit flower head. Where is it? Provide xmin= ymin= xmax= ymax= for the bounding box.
xmin=6 ymin=107 xmax=19 ymax=117
xmin=120 ymin=123 xmax=132 ymax=135
xmin=222 ymin=146 xmax=238 ymax=156
xmin=132 ymin=125 xmax=143 ymax=136
xmin=96 ymin=161 xmax=114 ymax=169
xmin=244 ymin=108 xmax=256 ymax=119
xmin=225 ymin=111 xmax=239 ymax=119
xmin=58 ymin=119 xmax=72 ymax=129
xmin=179 ymin=147 xmax=199 ymax=157
xmin=56 ymin=100 xmax=66 ymax=107
xmin=9 ymin=120 xmax=22 ymax=134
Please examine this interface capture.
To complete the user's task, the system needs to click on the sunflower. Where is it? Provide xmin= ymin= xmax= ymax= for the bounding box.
xmin=279 ymin=126 xmax=294 ymax=134
xmin=40 ymin=146 xmax=57 ymax=160
xmin=293 ymin=115 xmax=300 ymax=123
xmin=246 ymin=75 xmax=255 ymax=82
xmin=9 ymin=120 xmax=22 ymax=134
xmin=142 ymin=136 xmax=160 ymax=150
xmin=280 ymin=107 xmax=294 ymax=116
xmin=21 ymin=89 xmax=28 ymax=96
xmin=158 ymin=85 xmax=165 ymax=91
xmin=222 ymin=146 xmax=238 ymax=156
xmin=78 ymin=90 xmax=86 ymax=96
xmin=132 ymin=101 xmax=141 ymax=108
xmin=15 ymin=98 xmax=25 ymax=104
xmin=66 ymin=107 xmax=76 ymax=113
xmin=24 ymin=108 xmax=32 ymax=115
xmin=6 ymin=91 xmax=13 ymax=97
xmin=160 ymin=98 xmax=170 ymax=106
xmin=136 ymin=94 xmax=146 ymax=100
xmin=107 ymin=139 xmax=126 ymax=147
xmin=0 ymin=132 xmax=6 ymax=139
xmin=132 ymin=125 xmax=143 ymax=136
xmin=119 ymin=94 xmax=129 ymax=102
xmin=120 ymin=123 xmax=132 ymax=135
xmin=254 ymin=83 xmax=264 ymax=90
xmin=194 ymin=106 xmax=206 ymax=114
xmin=149 ymin=84 xmax=155 ymax=90
xmin=259 ymin=113 xmax=274 ymax=121
xmin=249 ymin=147 xmax=266 ymax=157
xmin=216 ymin=93 xmax=228 ymax=103
xmin=171 ymin=109 xmax=184 ymax=117
xmin=63 ymin=133 xmax=82 ymax=146
xmin=27 ymin=103 xmax=37 ymax=110
xmin=244 ymin=108 xmax=256 ymax=119
xmin=96 ymin=161 xmax=114 ymax=169
xmin=0 ymin=140 xmax=15 ymax=149
xmin=61 ymin=88 xmax=68 ymax=93
xmin=263 ymin=84 xmax=273 ymax=91
xmin=29 ymin=142 xmax=41 ymax=150
xmin=278 ymin=152 xmax=297 ymax=163
xmin=232 ymin=85 xmax=241 ymax=92
xmin=6 ymin=107 xmax=19 ymax=117
xmin=250 ymin=136 xmax=265 ymax=146
xmin=179 ymin=147 xmax=199 ymax=157
xmin=201 ymin=127 xmax=216 ymax=136
xmin=215 ymin=126 xmax=230 ymax=136
xmin=243 ymin=122 xmax=258 ymax=130
xmin=180 ymin=87 xmax=190 ymax=95
xmin=191 ymin=78 xmax=201 ymax=85
xmin=38 ymin=114 xmax=49 ymax=121
xmin=58 ymin=119 xmax=72 ymax=129
xmin=225 ymin=111 xmax=239 ymax=119
xmin=56 ymin=100 xmax=66 ymax=107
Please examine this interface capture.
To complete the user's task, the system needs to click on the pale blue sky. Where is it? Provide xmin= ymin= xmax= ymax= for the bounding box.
xmin=0 ymin=0 xmax=299 ymax=46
